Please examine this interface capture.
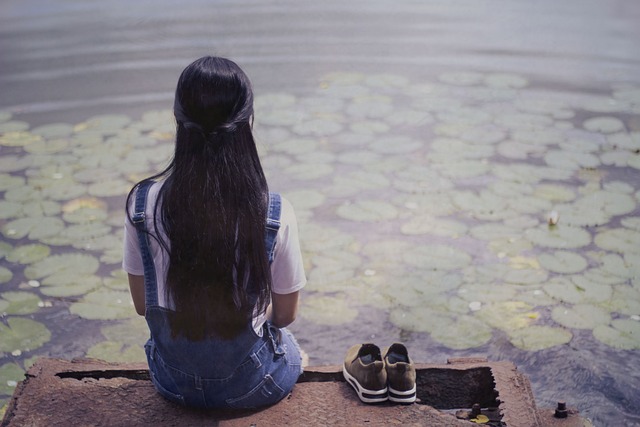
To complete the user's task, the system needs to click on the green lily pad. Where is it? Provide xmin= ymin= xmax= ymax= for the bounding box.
xmin=525 ymin=224 xmax=591 ymax=249
xmin=544 ymin=150 xmax=600 ymax=170
xmin=593 ymin=319 xmax=640 ymax=350
xmin=438 ymin=71 xmax=484 ymax=86
xmin=544 ymin=276 xmax=612 ymax=304
xmin=31 ymin=123 xmax=74 ymax=138
xmin=283 ymin=190 xmax=326 ymax=211
xmin=21 ymin=200 xmax=62 ymax=217
xmin=452 ymin=190 xmax=509 ymax=221
xmin=347 ymin=95 xmax=393 ymax=118
xmin=283 ymin=163 xmax=333 ymax=180
xmin=0 ymin=317 xmax=51 ymax=354
xmin=403 ymin=244 xmax=472 ymax=271
xmin=533 ymin=184 xmax=576 ymax=202
xmin=0 ymin=175 xmax=26 ymax=193
xmin=0 ymin=267 xmax=12 ymax=284
xmin=597 ymin=284 xmax=639 ymax=316
xmin=0 ymin=292 xmax=42 ymax=315
xmin=69 ymin=288 xmax=135 ymax=320
xmin=595 ymin=228 xmax=640 ymax=255
xmin=508 ymin=326 xmax=572 ymax=351
xmin=78 ymin=114 xmax=132 ymax=134
xmin=301 ymin=295 xmax=358 ymax=326
xmin=369 ymin=136 xmax=422 ymax=155
xmin=86 ymin=341 xmax=146 ymax=363
xmin=336 ymin=200 xmax=398 ymax=222
xmin=458 ymin=282 xmax=517 ymax=303
xmin=538 ymin=251 xmax=588 ymax=274
xmin=401 ymin=215 xmax=468 ymax=238
xmin=504 ymin=268 xmax=549 ymax=285
xmin=5 ymin=244 xmax=50 ymax=264
xmin=0 ymin=201 xmax=22 ymax=220
xmin=552 ymin=304 xmax=611 ymax=329
xmin=389 ymin=306 xmax=455 ymax=333
xmin=40 ymin=275 xmax=102 ymax=297
xmin=291 ymin=117 xmax=342 ymax=137
xmin=483 ymin=73 xmax=528 ymax=89
xmin=583 ymin=116 xmax=625 ymax=134
xmin=430 ymin=315 xmax=492 ymax=350
xmin=0 ymin=363 xmax=24 ymax=395
xmin=474 ymin=301 xmax=538 ymax=332
xmin=24 ymin=253 xmax=100 ymax=281
xmin=365 ymin=74 xmax=409 ymax=88
xmin=2 ymin=217 xmax=65 ymax=240
xmin=488 ymin=237 xmax=533 ymax=258
xmin=350 ymin=120 xmax=390 ymax=135
xmin=0 ymin=242 xmax=11 ymax=259
xmin=434 ymin=160 xmax=491 ymax=179
xmin=307 ymin=265 xmax=357 ymax=293
xmin=0 ymin=131 xmax=41 ymax=146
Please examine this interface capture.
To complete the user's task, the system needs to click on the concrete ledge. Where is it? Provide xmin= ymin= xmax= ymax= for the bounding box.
xmin=2 ymin=358 xmax=587 ymax=426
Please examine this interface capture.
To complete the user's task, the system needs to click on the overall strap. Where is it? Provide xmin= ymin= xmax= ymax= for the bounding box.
xmin=265 ymin=192 xmax=281 ymax=263
xmin=131 ymin=180 xmax=159 ymax=308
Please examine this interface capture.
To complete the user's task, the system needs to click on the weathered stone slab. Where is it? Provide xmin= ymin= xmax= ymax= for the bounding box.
xmin=1 ymin=358 xmax=587 ymax=426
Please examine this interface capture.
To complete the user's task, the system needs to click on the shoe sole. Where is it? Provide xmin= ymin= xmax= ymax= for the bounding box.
xmin=342 ymin=365 xmax=388 ymax=403
xmin=388 ymin=384 xmax=417 ymax=403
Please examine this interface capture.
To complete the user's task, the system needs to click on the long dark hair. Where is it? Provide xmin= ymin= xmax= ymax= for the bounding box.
xmin=127 ymin=56 xmax=271 ymax=340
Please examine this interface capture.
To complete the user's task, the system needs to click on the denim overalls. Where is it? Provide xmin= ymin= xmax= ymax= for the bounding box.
xmin=132 ymin=180 xmax=302 ymax=409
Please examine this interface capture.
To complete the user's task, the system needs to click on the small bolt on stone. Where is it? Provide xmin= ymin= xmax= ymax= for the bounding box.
xmin=554 ymin=401 xmax=568 ymax=418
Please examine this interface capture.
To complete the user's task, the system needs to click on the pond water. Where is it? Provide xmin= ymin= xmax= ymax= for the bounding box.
xmin=1 ymin=1 xmax=639 ymax=425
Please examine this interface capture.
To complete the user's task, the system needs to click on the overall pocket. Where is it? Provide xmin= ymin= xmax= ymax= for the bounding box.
xmin=225 ymin=374 xmax=286 ymax=409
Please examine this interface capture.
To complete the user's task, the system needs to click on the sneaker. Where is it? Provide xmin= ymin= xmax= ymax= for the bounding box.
xmin=383 ymin=343 xmax=416 ymax=403
xmin=343 ymin=343 xmax=388 ymax=403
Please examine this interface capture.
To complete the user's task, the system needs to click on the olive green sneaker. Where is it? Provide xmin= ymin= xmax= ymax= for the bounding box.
xmin=343 ymin=343 xmax=388 ymax=403
xmin=383 ymin=343 xmax=416 ymax=403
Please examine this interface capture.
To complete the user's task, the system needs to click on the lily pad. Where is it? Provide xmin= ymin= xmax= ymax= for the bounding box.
xmin=1 ymin=217 xmax=65 ymax=240
xmin=593 ymin=319 xmax=640 ymax=350
xmin=401 ymin=215 xmax=468 ymax=238
xmin=39 ymin=275 xmax=102 ymax=297
xmin=458 ymin=281 xmax=517 ymax=303
xmin=0 ymin=363 xmax=24 ymax=396
xmin=369 ymin=136 xmax=422 ymax=155
xmin=474 ymin=301 xmax=538 ymax=332
xmin=538 ymin=251 xmax=589 ymax=274
xmin=595 ymin=228 xmax=640 ymax=255
xmin=0 ymin=317 xmax=51 ymax=354
xmin=508 ymin=326 xmax=572 ymax=351
xmin=283 ymin=163 xmax=333 ymax=180
xmin=0 ymin=267 xmax=12 ymax=284
xmin=24 ymin=253 xmax=100 ymax=281
xmin=438 ymin=71 xmax=484 ymax=86
xmin=525 ymin=224 xmax=591 ymax=249
xmin=583 ymin=116 xmax=625 ymax=134
xmin=430 ymin=315 xmax=492 ymax=350
xmin=551 ymin=304 xmax=610 ymax=329
xmin=86 ymin=341 xmax=146 ymax=363
xmin=0 ymin=292 xmax=42 ymax=315
xmin=483 ymin=73 xmax=528 ymax=89
xmin=30 ymin=123 xmax=74 ymax=138
xmin=69 ymin=288 xmax=134 ymax=320
xmin=301 ymin=295 xmax=358 ymax=326
xmin=389 ymin=306 xmax=455 ymax=333
xmin=403 ymin=244 xmax=472 ymax=271
xmin=0 ymin=201 xmax=22 ymax=220
xmin=543 ymin=276 xmax=611 ymax=304
xmin=336 ymin=200 xmax=398 ymax=222
xmin=5 ymin=244 xmax=50 ymax=264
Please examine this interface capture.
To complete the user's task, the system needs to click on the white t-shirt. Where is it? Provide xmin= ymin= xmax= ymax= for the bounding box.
xmin=122 ymin=181 xmax=306 ymax=334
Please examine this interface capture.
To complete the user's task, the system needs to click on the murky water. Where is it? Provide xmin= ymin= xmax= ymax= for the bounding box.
xmin=1 ymin=1 xmax=639 ymax=425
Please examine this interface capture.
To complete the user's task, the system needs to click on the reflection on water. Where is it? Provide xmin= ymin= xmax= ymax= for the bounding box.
xmin=1 ymin=1 xmax=639 ymax=425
